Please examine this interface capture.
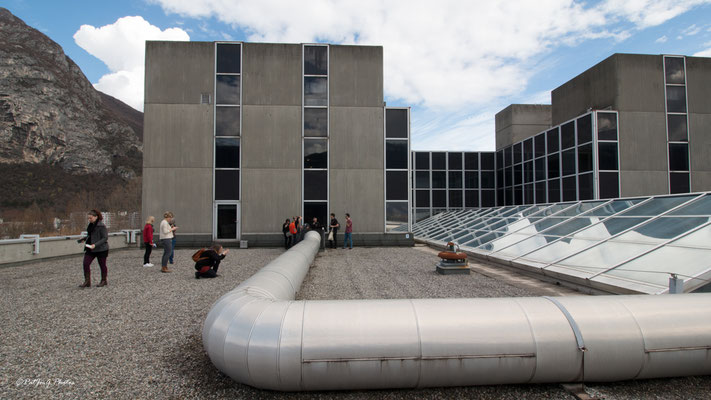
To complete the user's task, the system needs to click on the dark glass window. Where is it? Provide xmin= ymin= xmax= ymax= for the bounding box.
xmin=216 ymin=107 xmax=240 ymax=136
xmin=524 ymin=184 xmax=534 ymax=204
xmin=561 ymin=121 xmax=575 ymax=149
xmin=578 ymin=143 xmax=593 ymax=173
xmin=505 ymin=167 xmax=513 ymax=187
xmin=548 ymin=178 xmax=560 ymax=202
xmin=513 ymin=143 xmax=522 ymax=164
xmin=481 ymin=153 xmax=495 ymax=170
xmin=386 ymin=202 xmax=408 ymax=225
xmin=535 ymin=157 xmax=546 ymax=181
xmin=432 ymin=152 xmax=446 ymax=169
xmin=304 ymin=77 xmax=328 ymax=106
xmin=496 ymin=151 xmax=503 ymax=170
xmin=216 ymin=75 xmax=240 ymax=104
xmin=304 ymin=202 xmax=328 ymax=229
xmin=497 ymin=169 xmax=503 ymax=189
xmin=386 ymin=171 xmax=408 ymax=200
xmin=524 ymin=139 xmax=533 ymax=161
xmin=547 ymin=128 xmax=559 ymax=153
xmin=506 ymin=187 xmax=513 ymax=206
xmin=579 ymin=173 xmax=593 ymax=200
xmin=667 ymin=114 xmax=688 ymax=142
xmin=216 ymin=43 xmax=240 ymax=74
xmin=215 ymin=170 xmax=239 ymax=200
xmin=535 ymin=134 xmax=546 ymax=157
xmin=465 ymin=171 xmax=478 ymax=189
xmin=465 ymin=190 xmax=479 ymax=208
xmin=562 ymin=149 xmax=576 ymax=176
xmin=576 ymin=114 xmax=592 ymax=144
xmin=432 ymin=171 xmax=446 ymax=188
xmin=599 ymin=172 xmax=619 ymax=199
xmin=465 ymin=153 xmax=479 ymax=170
xmin=386 ymin=141 xmax=408 ymax=169
xmin=666 ymin=86 xmax=687 ymax=113
xmin=386 ymin=109 xmax=408 ymax=138
xmin=449 ymin=190 xmax=463 ymax=208
xmin=524 ymin=161 xmax=533 ymax=183
xmin=432 ymin=190 xmax=446 ymax=207
xmin=415 ymin=171 xmax=430 ymax=188
xmin=535 ymin=182 xmax=546 ymax=204
xmin=597 ymin=113 xmax=617 ymax=140
xmin=547 ymin=153 xmax=560 ymax=179
xmin=669 ymin=143 xmax=689 ymax=171
xmin=504 ymin=146 xmax=512 ymax=166
xmin=598 ymin=142 xmax=618 ymax=171
xmin=448 ymin=153 xmax=462 ymax=170
xmin=304 ymin=108 xmax=328 ymax=137
xmin=482 ymin=190 xmax=495 ymax=207
xmin=215 ymin=137 xmax=240 ymax=168
xmin=304 ymin=46 xmax=328 ymax=75
xmin=670 ymin=172 xmax=690 ymax=194
xmin=514 ymin=164 xmax=522 ymax=185
xmin=665 ymin=57 xmax=685 ymax=84
xmin=416 ymin=190 xmax=430 ymax=207
xmin=415 ymin=152 xmax=430 ymax=170
xmin=562 ymin=176 xmax=577 ymax=201
xmin=448 ymin=171 xmax=462 ymax=188
xmin=304 ymin=170 xmax=327 ymax=200
xmin=216 ymin=204 xmax=237 ymax=239
xmin=304 ymin=139 xmax=328 ymax=169
xmin=514 ymin=187 xmax=523 ymax=206
xmin=496 ymin=188 xmax=504 ymax=207
xmin=481 ymin=171 xmax=495 ymax=189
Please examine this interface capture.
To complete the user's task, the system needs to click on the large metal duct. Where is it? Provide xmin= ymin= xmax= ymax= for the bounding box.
xmin=202 ymin=230 xmax=711 ymax=391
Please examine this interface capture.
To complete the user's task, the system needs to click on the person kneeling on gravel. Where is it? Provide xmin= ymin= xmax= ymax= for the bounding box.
xmin=194 ymin=243 xmax=229 ymax=279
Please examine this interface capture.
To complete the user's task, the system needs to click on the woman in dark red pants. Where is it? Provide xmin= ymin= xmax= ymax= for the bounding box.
xmin=77 ymin=209 xmax=109 ymax=287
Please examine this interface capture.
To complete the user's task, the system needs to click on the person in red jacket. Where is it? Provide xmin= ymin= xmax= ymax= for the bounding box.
xmin=142 ymin=216 xmax=157 ymax=267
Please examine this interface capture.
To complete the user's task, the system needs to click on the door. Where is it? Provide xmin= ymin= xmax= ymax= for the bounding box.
xmin=214 ymin=203 xmax=240 ymax=241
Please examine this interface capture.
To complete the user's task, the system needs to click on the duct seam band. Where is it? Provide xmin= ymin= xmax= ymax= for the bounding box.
xmin=302 ymin=354 xmax=537 ymax=363
xmin=645 ymin=346 xmax=711 ymax=353
xmin=543 ymin=296 xmax=586 ymax=351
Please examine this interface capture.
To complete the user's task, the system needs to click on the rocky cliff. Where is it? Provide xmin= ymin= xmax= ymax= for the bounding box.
xmin=0 ymin=7 xmax=142 ymax=179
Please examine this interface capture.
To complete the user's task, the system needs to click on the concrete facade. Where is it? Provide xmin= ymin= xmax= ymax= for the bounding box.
xmin=143 ymin=41 xmax=410 ymax=247
xmin=495 ymin=104 xmax=552 ymax=150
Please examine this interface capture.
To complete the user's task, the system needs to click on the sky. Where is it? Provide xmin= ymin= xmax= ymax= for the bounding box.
xmin=5 ymin=0 xmax=711 ymax=151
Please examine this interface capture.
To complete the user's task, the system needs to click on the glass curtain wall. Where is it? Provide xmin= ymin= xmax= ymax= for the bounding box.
xmin=664 ymin=56 xmax=691 ymax=194
xmin=214 ymin=43 xmax=241 ymax=240
xmin=385 ymin=108 xmax=411 ymax=232
xmin=303 ymin=45 xmax=329 ymax=227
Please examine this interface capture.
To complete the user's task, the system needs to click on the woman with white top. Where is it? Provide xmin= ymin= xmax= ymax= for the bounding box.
xmin=159 ymin=211 xmax=178 ymax=273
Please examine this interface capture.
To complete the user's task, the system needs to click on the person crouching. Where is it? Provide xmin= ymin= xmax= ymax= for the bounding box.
xmin=194 ymin=243 xmax=230 ymax=279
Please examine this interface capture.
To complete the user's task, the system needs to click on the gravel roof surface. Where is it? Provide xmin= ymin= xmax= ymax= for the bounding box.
xmin=1 ymin=245 xmax=709 ymax=399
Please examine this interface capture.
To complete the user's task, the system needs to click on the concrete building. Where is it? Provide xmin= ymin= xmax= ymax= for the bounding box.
xmin=143 ymin=41 xmax=411 ymax=246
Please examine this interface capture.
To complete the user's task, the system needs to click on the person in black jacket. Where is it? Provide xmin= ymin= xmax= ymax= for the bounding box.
xmin=77 ymin=209 xmax=109 ymax=287
xmin=194 ymin=243 xmax=230 ymax=279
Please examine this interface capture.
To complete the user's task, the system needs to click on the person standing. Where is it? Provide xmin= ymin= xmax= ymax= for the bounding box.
xmin=343 ymin=213 xmax=353 ymax=249
xmin=160 ymin=212 xmax=178 ymax=273
xmin=288 ymin=218 xmax=297 ymax=248
xmin=194 ymin=243 xmax=230 ymax=279
xmin=168 ymin=217 xmax=177 ymax=264
xmin=77 ymin=209 xmax=109 ymax=287
xmin=142 ymin=216 xmax=157 ymax=267
xmin=293 ymin=216 xmax=302 ymax=245
xmin=328 ymin=213 xmax=340 ymax=249
xmin=282 ymin=218 xmax=291 ymax=249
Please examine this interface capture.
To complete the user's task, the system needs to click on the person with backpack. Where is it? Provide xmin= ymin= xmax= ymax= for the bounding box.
xmin=193 ymin=243 xmax=230 ymax=279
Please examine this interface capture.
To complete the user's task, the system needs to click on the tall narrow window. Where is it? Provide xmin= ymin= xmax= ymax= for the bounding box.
xmin=385 ymin=108 xmax=410 ymax=232
xmin=664 ymin=56 xmax=690 ymax=194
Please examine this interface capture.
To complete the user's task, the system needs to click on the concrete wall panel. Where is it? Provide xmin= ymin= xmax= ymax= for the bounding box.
xmin=241 ymin=169 xmax=301 ymax=233
xmin=241 ymin=105 xmax=302 ymax=169
xmin=495 ymin=104 xmax=552 ymax=150
xmin=330 ymin=107 xmax=384 ymax=169
xmin=145 ymin=41 xmax=214 ymax=105
xmin=690 ymin=114 xmax=711 ymax=180
xmin=616 ymin=54 xmax=665 ymax=113
xmin=142 ymin=167 xmax=213 ymax=234
xmin=243 ymin=43 xmax=302 ymax=106
xmin=330 ymin=45 xmax=383 ymax=107
xmin=330 ymin=168 xmax=385 ymax=233
xmin=552 ymin=55 xmax=618 ymax=125
xmin=691 ymin=172 xmax=711 ymax=193
xmin=685 ymin=56 xmax=711 ymax=114
xmin=619 ymin=170 xmax=668 ymax=197
xmin=143 ymin=104 xmax=213 ymax=168
xmin=617 ymin=111 xmax=667 ymax=172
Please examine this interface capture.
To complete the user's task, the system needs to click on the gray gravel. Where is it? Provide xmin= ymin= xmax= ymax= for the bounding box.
xmin=1 ymin=246 xmax=709 ymax=399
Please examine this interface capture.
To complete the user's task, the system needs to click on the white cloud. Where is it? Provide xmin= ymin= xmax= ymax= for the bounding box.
xmin=73 ymin=16 xmax=189 ymax=111
xmin=681 ymin=24 xmax=702 ymax=36
xmin=656 ymin=35 xmax=668 ymax=43
xmin=695 ymin=47 xmax=711 ymax=57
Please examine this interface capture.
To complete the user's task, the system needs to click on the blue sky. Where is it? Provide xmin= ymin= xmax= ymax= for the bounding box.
xmin=5 ymin=0 xmax=711 ymax=151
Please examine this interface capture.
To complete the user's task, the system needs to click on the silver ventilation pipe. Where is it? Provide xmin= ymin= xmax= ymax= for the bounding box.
xmin=202 ymin=231 xmax=711 ymax=391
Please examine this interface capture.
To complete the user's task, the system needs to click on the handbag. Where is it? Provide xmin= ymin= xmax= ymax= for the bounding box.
xmin=328 ymin=231 xmax=334 ymax=241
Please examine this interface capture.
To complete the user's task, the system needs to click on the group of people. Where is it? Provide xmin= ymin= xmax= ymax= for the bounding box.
xmin=283 ymin=213 xmax=353 ymax=250
xmin=142 ymin=212 xmax=178 ymax=273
